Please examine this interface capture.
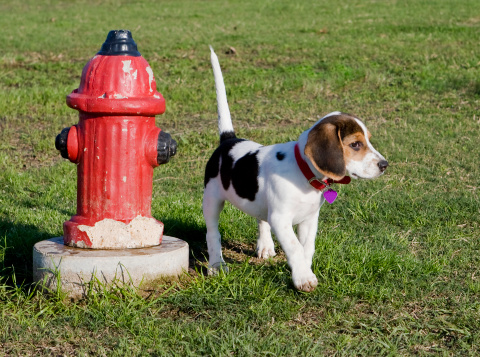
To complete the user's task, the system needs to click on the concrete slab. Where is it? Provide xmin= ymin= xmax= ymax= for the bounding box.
xmin=33 ymin=236 xmax=189 ymax=298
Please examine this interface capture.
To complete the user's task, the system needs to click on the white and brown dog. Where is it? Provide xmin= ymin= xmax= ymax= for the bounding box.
xmin=203 ymin=47 xmax=388 ymax=292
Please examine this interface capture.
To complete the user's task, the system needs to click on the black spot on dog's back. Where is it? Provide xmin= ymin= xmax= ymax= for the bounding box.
xmin=276 ymin=151 xmax=285 ymax=161
xmin=205 ymin=140 xmax=260 ymax=201
xmin=204 ymin=138 xmax=244 ymax=187
xmin=205 ymin=150 xmax=221 ymax=187
xmin=232 ymin=150 xmax=259 ymax=201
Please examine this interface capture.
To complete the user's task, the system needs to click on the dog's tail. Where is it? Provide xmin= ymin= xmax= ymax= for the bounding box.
xmin=210 ymin=46 xmax=236 ymax=143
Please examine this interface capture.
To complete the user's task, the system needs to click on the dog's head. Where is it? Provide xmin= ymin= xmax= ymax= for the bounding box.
xmin=304 ymin=112 xmax=388 ymax=180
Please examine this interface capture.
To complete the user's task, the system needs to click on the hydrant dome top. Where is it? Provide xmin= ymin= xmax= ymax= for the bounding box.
xmin=66 ymin=30 xmax=165 ymax=116
xmin=97 ymin=30 xmax=141 ymax=57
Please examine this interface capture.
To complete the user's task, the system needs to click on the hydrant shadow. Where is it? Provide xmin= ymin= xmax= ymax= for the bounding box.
xmin=0 ymin=215 xmax=269 ymax=293
xmin=0 ymin=217 xmax=55 ymax=287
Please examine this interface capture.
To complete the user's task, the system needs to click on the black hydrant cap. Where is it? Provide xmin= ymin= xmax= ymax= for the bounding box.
xmin=97 ymin=30 xmax=141 ymax=56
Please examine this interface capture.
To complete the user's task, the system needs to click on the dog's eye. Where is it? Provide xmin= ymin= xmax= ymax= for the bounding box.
xmin=349 ymin=141 xmax=363 ymax=151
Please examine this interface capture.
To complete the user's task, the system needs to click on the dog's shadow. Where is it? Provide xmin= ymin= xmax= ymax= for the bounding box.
xmin=161 ymin=217 xmax=282 ymax=276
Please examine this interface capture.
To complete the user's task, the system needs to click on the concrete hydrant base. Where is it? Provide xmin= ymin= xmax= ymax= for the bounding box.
xmin=33 ymin=236 xmax=189 ymax=298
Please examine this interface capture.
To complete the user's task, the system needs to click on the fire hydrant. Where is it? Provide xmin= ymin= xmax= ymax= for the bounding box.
xmin=55 ymin=30 xmax=176 ymax=249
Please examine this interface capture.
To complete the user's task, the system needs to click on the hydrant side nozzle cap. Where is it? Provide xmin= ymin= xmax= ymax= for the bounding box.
xmin=97 ymin=30 xmax=141 ymax=57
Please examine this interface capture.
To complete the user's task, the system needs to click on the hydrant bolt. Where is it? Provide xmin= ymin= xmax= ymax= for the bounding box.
xmin=55 ymin=127 xmax=70 ymax=159
xmin=157 ymin=131 xmax=177 ymax=165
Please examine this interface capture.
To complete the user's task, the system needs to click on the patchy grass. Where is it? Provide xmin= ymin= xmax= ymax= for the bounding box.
xmin=0 ymin=0 xmax=479 ymax=355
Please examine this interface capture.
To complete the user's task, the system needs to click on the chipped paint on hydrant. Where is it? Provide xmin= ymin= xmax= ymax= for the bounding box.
xmin=55 ymin=30 xmax=177 ymax=249
xmin=77 ymin=216 xmax=164 ymax=249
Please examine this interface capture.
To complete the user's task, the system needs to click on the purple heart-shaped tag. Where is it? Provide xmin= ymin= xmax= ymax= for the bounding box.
xmin=323 ymin=189 xmax=337 ymax=204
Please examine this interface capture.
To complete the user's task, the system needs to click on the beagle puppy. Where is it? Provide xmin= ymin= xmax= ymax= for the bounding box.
xmin=203 ymin=48 xmax=388 ymax=292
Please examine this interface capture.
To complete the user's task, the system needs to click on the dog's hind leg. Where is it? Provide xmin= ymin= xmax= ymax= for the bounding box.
xmin=256 ymin=219 xmax=276 ymax=259
xmin=203 ymin=185 xmax=228 ymax=274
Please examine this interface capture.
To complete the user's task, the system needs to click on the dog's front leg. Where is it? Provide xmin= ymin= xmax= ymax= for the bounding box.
xmin=256 ymin=219 xmax=276 ymax=259
xmin=269 ymin=214 xmax=318 ymax=292
xmin=297 ymin=211 xmax=320 ymax=269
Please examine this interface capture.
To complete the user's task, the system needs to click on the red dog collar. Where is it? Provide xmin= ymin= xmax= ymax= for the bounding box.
xmin=294 ymin=143 xmax=351 ymax=190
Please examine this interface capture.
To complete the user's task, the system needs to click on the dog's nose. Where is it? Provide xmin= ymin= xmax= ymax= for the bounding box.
xmin=378 ymin=160 xmax=388 ymax=172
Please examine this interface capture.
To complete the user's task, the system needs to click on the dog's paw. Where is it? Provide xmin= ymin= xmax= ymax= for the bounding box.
xmin=292 ymin=270 xmax=318 ymax=292
xmin=256 ymin=245 xmax=276 ymax=259
xmin=208 ymin=262 xmax=229 ymax=276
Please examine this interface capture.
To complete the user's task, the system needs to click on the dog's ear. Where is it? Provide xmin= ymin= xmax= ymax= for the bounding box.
xmin=304 ymin=121 xmax=346 ymax=180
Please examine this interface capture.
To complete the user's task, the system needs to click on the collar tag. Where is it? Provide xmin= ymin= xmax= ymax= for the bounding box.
xmin=323 ymin=189 xmax=338 ymax=204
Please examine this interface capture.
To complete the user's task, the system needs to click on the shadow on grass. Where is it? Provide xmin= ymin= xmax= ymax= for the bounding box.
xmin=161 ymin=217 xmax=264 ymax=276
xmin=0 ymin=217 xmax=53 ymax=286
xmin=0 ymin=214 xmax=264 ymax=290
xmin=0 ymin=215 xmax=209 ymax=286
xmin=161 ymin=216 xmax=209 ymax=275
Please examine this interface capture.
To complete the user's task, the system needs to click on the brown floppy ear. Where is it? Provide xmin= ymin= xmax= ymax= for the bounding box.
xmin=304 ymin=122 xmax=346 ymax=180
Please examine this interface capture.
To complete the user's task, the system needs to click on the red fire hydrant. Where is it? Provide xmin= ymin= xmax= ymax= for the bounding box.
xmin=55 ymin=30 xmax=176 ymax=249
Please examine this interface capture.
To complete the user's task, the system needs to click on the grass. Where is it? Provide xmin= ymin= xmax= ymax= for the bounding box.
xmin=0 ymin=0 xmax=480 ymax=355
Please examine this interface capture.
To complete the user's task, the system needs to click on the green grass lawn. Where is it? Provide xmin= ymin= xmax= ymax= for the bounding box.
xmin=1 ymin=0 xmax=479 ymax=355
